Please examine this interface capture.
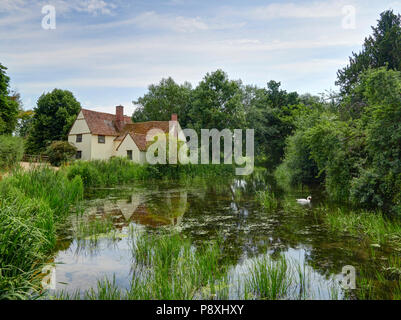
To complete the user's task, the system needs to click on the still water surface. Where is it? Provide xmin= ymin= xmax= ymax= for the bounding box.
xmin=49 ymin=173 xmax=391 ymax=299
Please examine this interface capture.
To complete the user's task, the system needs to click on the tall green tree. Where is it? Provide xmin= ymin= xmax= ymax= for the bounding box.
xmin=189 ymin=70 xmax=246 ymax=131
xmin=26 ymin=89 xmax=81 ymax=153
xmin=350 ymin=68 xmax=401 ymax=211
xmin=336 ymin=10 xmax=401 ymax=95
xmin=132 ymin=77 xmax=192 ymax=127
xmin=243 ymin=81 xmax=302 ymax=166
xmin=15 ymin=109 xmax=34 ymax=138
xmin=0 ymin=63 xmax=19 ymax=135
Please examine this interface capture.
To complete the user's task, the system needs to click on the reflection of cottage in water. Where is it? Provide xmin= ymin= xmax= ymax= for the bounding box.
xmin=86 ymin=190 xmax=188 ymax=228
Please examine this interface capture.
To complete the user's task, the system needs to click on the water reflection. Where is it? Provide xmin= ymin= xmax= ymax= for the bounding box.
xmin=84 ymin=189 xmax=188 ymax=228
xmin=50 ymin=172 xmax=387 ymax=299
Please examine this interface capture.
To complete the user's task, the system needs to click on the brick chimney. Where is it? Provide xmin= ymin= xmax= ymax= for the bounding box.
xmin=171 ymin=114 xmax=178 ymax=121
xmin=116 ymin=105 xmax=124 ymax=132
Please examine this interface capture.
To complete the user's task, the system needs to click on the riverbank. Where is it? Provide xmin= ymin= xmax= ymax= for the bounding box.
xmin=1 ymin=161 xmax=401 ymax=300
xmin=0 ymin=168 xmax=83 ymax=299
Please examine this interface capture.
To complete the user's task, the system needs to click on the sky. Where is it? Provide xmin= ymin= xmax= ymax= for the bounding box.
xmin=1 ymin=0 xmax=401 ymax=115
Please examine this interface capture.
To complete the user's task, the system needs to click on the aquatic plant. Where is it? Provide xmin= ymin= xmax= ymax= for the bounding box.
xmin=315 ymin=204 xmax=401 ymax=246
xmin=245 ymin=255 xmax=291 ymax=300
xmin=256 ymin=188 xmax=278 ymax=211
xmin=130 ymin=232 xmax=225 ymax=300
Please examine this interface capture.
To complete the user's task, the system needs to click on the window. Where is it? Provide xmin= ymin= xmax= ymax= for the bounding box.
xmin=76 ymin=134 xmax=82 ymax=143
xmin=98 ymin=135 xmax=105 ymax=144
xmin=127 ymin=150 xmax=133 ymax=160
xmin=76 ymin=151 xmax=82 ymax=159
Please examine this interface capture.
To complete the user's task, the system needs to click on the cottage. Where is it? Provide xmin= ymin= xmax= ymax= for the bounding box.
xmin=68 ymin=106 xmax=185 ymax=163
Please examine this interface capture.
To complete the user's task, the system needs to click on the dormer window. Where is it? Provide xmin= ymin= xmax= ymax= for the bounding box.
xmin=98 ymin=135 xmax=105 ymax=144
xmin=76 ymin=134 xmax=82 ymax=143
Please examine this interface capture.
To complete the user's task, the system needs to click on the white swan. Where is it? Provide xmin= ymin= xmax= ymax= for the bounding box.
xmin=297 ymin=196 xmax=312 ymax=205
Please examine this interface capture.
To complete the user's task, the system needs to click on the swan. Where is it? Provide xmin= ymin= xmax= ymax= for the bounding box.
xmin=297 ymin=196 xmax=312 ymax=205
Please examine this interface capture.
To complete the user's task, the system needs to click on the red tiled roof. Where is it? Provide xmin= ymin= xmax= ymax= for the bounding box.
xmin=115 ymin=121 xmax=171 ymax=151
xmin=81 ymin=108 xmax=132 ymax=136
xmin=122 ymin=121 xmax=170 ymax=135
xmin=129 ymin=133 xmax=148 ymax=151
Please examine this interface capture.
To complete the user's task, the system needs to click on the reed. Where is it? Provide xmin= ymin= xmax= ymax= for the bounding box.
xmin=316 ymin=205 xmax=401 ymax=246
xmin=65 ymin=157 xmax=235 ymax=188
xmin=55 ymin=232 xmax=227 ymax=300
xmin=256 ymin=188 xmax=278 ymax=211
xmin=0 ymin=167 xmax=84 ymax=299
xmin=245 ymin=255 xmax=292 ymax=300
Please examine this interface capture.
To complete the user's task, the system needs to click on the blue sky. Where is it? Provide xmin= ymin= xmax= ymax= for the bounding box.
xmin=1 ymin=0 xmax=400 ymax=115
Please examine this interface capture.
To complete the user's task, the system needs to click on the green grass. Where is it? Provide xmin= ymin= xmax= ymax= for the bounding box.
xmin=54 ymin=230 xmax=343 ymax=301
xmin=130 ymin=232 xmax=225 ymax=299
xmin=245 ymin=255 xmax=291 ymax=300
xmin=0 ymin=167 xmax=83 ymax=299
xmin=74 ymin=215 xmax=116 ymax=240
xmin=55 ymin=232 xmax=227 ymax=300
xmin=315 ymin=204 xmax=401 ymax=246
xmin=256 ymin=188 xmax=278 ymax=211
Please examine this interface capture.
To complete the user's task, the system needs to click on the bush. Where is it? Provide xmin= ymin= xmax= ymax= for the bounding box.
xmin=45 ymin=141 xmax=77 ymax=167
xmin=0 ymin=135 xmax=24 ymax=170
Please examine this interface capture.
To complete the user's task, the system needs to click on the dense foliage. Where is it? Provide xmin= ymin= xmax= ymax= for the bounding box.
xmin=278 ymin=67 xmax=401 ymax=214
xmin=66 ymin=157 xmax=235 ymax=188
xmin=26 ymin=89 xmax=81 ymax=153
xmin=0 ymin=135 xmax=25 ymax=171
xmin=0 ymin=63 xmax=19 ymax=135
xmin=45 ymin=141 xmax=78 ymax=167
xmin=133 ymin=70 xmax=307 ymax=167
xmin=15 ymin=109 xmax=34 ymax=138
xmin=275 ymin=11 xmax=401 ymax=215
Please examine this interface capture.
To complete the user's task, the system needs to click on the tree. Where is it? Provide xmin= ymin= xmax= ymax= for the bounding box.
xmin=243 ymin=81 xmax=302 ymax=166
xmin=336 ymin=10 xmax=401 ymax=95
xmin=132 ymin=78 xmax=192 ymax=127
xmin=15 ymin=110 xmax=34 ymax=138
xmin=26 ymin=89 xmax=81 ymax=153
xmin=0 ymin=63 xmax=19 ymax=135
xmin=350 ymin=68 xmax=401 ymax=211
xmin=189 ymin=70 xmax=246 ymax=131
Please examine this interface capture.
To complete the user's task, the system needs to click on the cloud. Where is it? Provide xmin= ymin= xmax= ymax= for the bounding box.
xmin=131 ymin=11 xmax=209 ymax=32
xmin=224 ymin=0 xmax=357 ymax=20
xmin=2 ymin=0 xmax=395 ymax=111
xmin=0 ymin=0 xmax=116 ymax=15
xmin=0 ymin=0 xmax=27 ymax=12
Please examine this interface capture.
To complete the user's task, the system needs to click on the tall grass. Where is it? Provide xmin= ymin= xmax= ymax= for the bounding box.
xmin=64 ymin=157 xmax=235 ymax=188
xmin=56 ymin=232 xmax=227 ymax=300
xmin=245 ymin=255 xmax=291 ymax=300
xmin=0 ymin=167 xmax=83 ymax=299
xmin=315 ymin=204 xmax=401 ymax=246
xmin=256 ymin=188 xmax=278 ymax=211
xmin=130 ymin=232 xmax=225 ymax=300
xmin=55 ymin=249 xmax=342 ymax=300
